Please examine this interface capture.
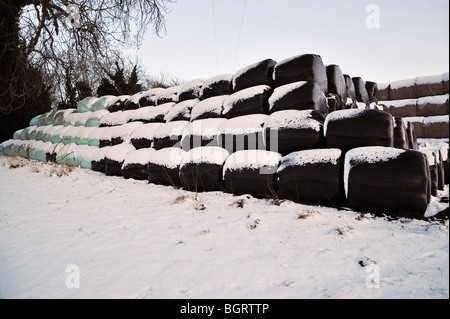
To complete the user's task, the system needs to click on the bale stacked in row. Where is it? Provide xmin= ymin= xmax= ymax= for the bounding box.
xmin=1 ymin=53 xmax=448 ymax=219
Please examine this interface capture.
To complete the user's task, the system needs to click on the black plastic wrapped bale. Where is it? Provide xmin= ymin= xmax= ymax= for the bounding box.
xmin=107 ymin=95 xmax=130 ymax=113
xmin=134 ymin=103 xmax=174 ymax=123
xmin=222 ymin=85 xmax=272 ymax=118
xmin=394 ymin=118 xmax=408 ymax=150
xmin=423 ymin=116 xmax=449 ymax=139
xmin=268 ymin=81 xmax=328 ymax=114
xmin=382 ymin=99 xmax=418 ymax=118
xmin=273 ymin=54 xmax=328 ymax=94
xmin=121 ymin=148 xmax=156 ymax=180
xmin=178 ymin=79 xmax=205 ymax=102
xmin=110 ymin=122 xmax=143 ymax=146
xmin=324 ymin=109 xmax=394 ymax=151
xmin=416 ymin=95 xmax=449 ymax=117
xmin=326 ymin=65 xmax=347 ymax=110
xmin=326 ymin=94 xmax=340 ymax=113
xmin=377 ymin=83 xmax=390 ymax=101
xmin=181 ymin=118 xmax=226 ymax=151
xmin=91 ymin=147 xmax=109 ymax=173
xmin=219 ymin=114 xmax=268 ymax=154
xmin=263 ymin=110 xmax=324 ymax=155
xmin=232 ymin=59 xmax=276 ymax=92
xmin=406 ymin=121 xmax=418 ymax=150
xmin=200 ymin=74 xmax=233 ymax=100
xmin=190 ymin=96 xmax=225 ymax=121
xmin=154 ymin=85 xmax=182 ymax=105
xmin=390 ymin=78 xmax=416 ymax=100
xmin=344 ymin=75 xmax=357 ymax=103
xmin=130 ymin=123 xmax=163 ymax=149
xmin=344 ymin=147 xmax=430 ymax=216
xmin=104 ymin=144 xmax=136 ymax=177
xmin=164 ymin=99 xmax=198 ymax=122
xmin=420 ymin=149 xmax=439 ymax=196
xmin=98 ymin=127 xmax=114 ymax=148
xmin=123 ymin=92 xmax=144 ymax=111
xmin=139 ymin=88 xmax=165 ymax=107
xmin=352 ymin=77 xmax=370 ymax=107
xmin=152 ymin=121 xmax=189 ymax=150
xmin=277 ymin=149 xmax=343 ymax=206
xmin=147 ymin=148 xmax=185 ymax=187
xmin=365 ymin=81 xmax=379 ymax=104
xmin=223 ymin=150 xmax=282 ymax=197
xmin=415 ymin=75 xmax=445 ymax=98
xmin=179 ymin=146 xmax=230 ymax=192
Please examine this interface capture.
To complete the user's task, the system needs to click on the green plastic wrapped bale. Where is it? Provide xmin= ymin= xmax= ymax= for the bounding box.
xmin=29 ymin=141 xmax=44 ymax=160
xmin=20 ymin=127 xmax=33 ymax=141
xmin=43 ymin=126 xmax=62 ymax=143
xmin=73 ymin=145 xmax=98 ymax=169
xmin=86 ymin=127 xmax=106 ymax=147
xmin=53 ymin=109 xmax=76 ymax=126
xmin=56 ymin=143 xmax=78 ymax=165
xmin=92 ymin=95 xmax=117 ymax=112
xmin=29 ymin=114 xmax=41 ymax=126
xmin=35 ymin=126 xmax=50 ymax=141
xmin=75 ymin=112 xmax=93 ymax=127
xmin=51 ymin=126 xmax=71 ymax=144
xmin=0 ymin=140 xmax=15 ymax=156
xmin=18 ymin=141 xmax=32 ymax=159
xmin=35 ymin=141 xmax=54 ymax=162
xmin=63 ymin=112 xmax=79 ymax=127
xmin=75 ymin=127 xmax=97 ymax=145
xmin=45 ymin=110 xmax=59 ymax=126
xmin=85 ymin=110 xmax=110 ymax=127
xmin=13 ymin=129 xmax=24 ymax=140
xmin=61 ymin=126 xmax=82 ymax=145
xmin=37 ymin=113 xmax=50 ymax=127
xmin=77 ymin=97 xmax=99 ymax=113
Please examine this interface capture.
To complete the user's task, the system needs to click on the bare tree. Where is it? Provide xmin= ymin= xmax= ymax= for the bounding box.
xmin=0 ymin=0 xmax=175 ymax=113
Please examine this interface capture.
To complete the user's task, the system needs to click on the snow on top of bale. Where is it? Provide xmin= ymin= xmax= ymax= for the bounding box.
xmin=190 ymin=96 xmax=225 ymax=121
xmin=92 ymin=95 xmax=117 ymax=111
xmin=149 ymin=147 xmax=185 ymax=168
xmin=380 ymin=99 xmax=417 ymax=107
xmin=264 ymin=110 xmax=322 ymax=132
xmin=390 ymin=78 xmax=416 ymax=90
xmin=202 ymin=74 xmax=233 ymax=88
xmin=179 ymin=79 xmax=205 ymax=93
xmin=77 ymin=97 xmax=99 ymax=113
xmin=377 ymin=82 xmax=390 ymax=90
xmin=268 ymin=81 xmax=308 ymax=107
xmin=344 ymin=146 xmax=406 ymax=197
xmin=219 ymin=114 xmax=268 ymax=134
xmin=223 ymin=150 xmax=282 ymax=177
xmin=278 ymin=149 xmax=342 ymax=172
xmin=223 ymin=85 xmax=270 ymax=113
xmin=180 ymin=146 xmax=230 ymax=169
xmin=183 ymin=118 xmax=228 ymax=138
xmin=153 ymin=121 xmax=189 ymax=139
xmin=417 ymin=94 xmax=449 ymax=105
xmin=123 ymin=148 xmax=157 ymax=166
xmin=77 ymin=127 xmax=97 ymax=139
xmin=156 ymin=85 xmax=183 ymax=103
xmin=105 ymin=143 xmax=136 ymax=162
xmin=164 ymin=99 xmax=198 ymax=122
xmin=423 ymin=115 xmax=449 ymax=124
xmin=130 ymin=123 xmax=164 ymax=139
xmin=324 ymin=109 xmax=367 ymax=135
xmin=110 ymin=122 xmax=143 ymax=141
xmin=75 ymin=112 xmax=93 ymax=126
xmin=416 ymin=74 xmax=445 ymax=85
xmin=402 ymin=116 xmax=425 ymax=124
xmin=139 ymin=103 xmax=174 ymax=121
xmin=88 ymin=127 xmax=108 ymax=140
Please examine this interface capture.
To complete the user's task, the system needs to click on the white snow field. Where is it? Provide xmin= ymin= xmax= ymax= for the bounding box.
xmin=0 ymin=156 xmax=448 ymax=299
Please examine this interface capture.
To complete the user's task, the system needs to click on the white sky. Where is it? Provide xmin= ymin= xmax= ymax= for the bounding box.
xmin=134 ymin=0 xmax=449 ymax=84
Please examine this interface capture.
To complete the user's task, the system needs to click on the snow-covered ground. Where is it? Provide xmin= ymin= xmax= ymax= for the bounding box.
xmin=0 ymin=156 xmax=448 ymax=299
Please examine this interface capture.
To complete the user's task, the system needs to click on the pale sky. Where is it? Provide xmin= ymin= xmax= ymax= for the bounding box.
xmin=134 ymin=0 xmax=449 ymax=84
